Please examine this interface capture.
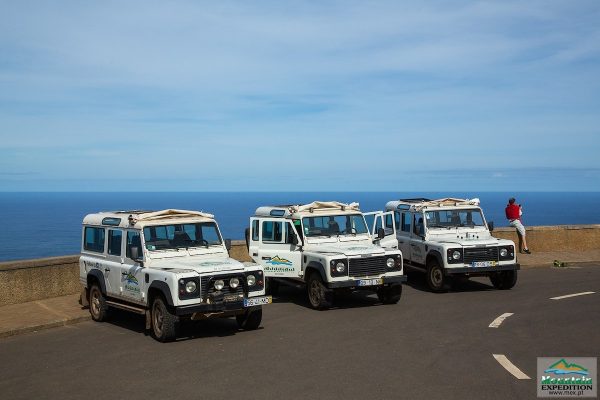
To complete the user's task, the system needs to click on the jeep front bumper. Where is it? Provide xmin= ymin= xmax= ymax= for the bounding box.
xmin=174 ymin=295 xmax=271 ymax=316
xmin=445 ymin=263 xmax=520 ymax=275
xmin=327 ymin=275 xmax=407 ymax=289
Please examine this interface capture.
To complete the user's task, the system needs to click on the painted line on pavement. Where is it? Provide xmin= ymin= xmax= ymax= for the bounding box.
xmin=550 ymin=291 xmax=595 ymax=300
xmin=492 ymin=354 xmax=531 ymax=380
xmin=489 ymin=313 xmax=514 ymax=328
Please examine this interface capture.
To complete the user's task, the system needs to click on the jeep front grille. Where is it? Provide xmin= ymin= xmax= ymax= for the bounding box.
xmin=463 ymin=247 xmax=499 ymax=264
xmin=349 ymin=256 xmax=387 ymax=277
xmin=201 ymin=274 xmax=246 ymax=299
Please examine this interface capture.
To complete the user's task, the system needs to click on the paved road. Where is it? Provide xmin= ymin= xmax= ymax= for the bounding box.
xmin=1 ymin=265 xmax=598 ymax=400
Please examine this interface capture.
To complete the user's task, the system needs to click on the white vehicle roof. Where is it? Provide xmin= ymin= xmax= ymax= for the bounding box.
xmin=385 ymin=198 xmax=481 ymax=212
xmin=82 ymin=209 xmax=216 ymax=229
xmin=254 ymin=201 xmax=361 ymax=219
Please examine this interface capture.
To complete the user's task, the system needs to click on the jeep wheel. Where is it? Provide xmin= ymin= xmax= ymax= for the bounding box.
xmin=377 ymin=284 xmax=402 ymax=304
xmin=307 ymin=273 xmax=333 ymax=310
xmin=236 ymin=307 xmax=262 ymax=330
xmin=151 ymin=296 xmax=178 ymax=342
xmin=489 ymin=270 xmax=518 ymax=290
xmin=426 ymin=259 xmax=449 ymax=293
xmin=89 ymin=284 xmax=109 ymax=322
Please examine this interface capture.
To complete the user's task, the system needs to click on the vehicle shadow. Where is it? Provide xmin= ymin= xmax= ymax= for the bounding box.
xmin=272 ymin=283 xmax=383 ymax=310
xmin=404 ymin=271 xmax=495 ymax=293
xmin=105 ymin=308 xmax=254 ymax=342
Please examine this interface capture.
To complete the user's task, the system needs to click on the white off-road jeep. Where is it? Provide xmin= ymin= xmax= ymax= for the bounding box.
xmin=385 ymin=198 xmax=519 ymax=292
xmin=79 ymin=209 xmax=271 ymax=342
xmin=246 ymin=201 xmax=405 ymax=309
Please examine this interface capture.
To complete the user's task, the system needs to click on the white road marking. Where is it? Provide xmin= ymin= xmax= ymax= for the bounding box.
xmin=489 ymin=313 xmax=514 ymax=328
xmin=550 ymin=291 xmax=595 ymax=300
xmin=492 ymin=354 xmax=531 ymax=380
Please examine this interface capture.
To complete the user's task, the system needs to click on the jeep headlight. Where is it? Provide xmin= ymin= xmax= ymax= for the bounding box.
xmin=230 ymin=277 xmax=240 ymax=289
xmin=214 ymin=279 xmax=225 ymax=291
xmin=247 ymin=274 xmax=256 ymax=286
xmin=500 ymin=248 xmax=508 ymax=257
xmin=335 ymin=262 xmax=346 ymax=273
xmin=386 ymin=257 xmax=395 ymax=268
xmin=185 ymin=280 xmax=197 ymax=293
xmin=452 ymin=250 xmax=461 ymax=260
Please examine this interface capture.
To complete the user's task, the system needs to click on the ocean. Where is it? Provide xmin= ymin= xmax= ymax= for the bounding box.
xmin=1 ymin=192 xmax=599 ymax=262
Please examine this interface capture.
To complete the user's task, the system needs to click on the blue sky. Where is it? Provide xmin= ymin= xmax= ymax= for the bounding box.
xmin=1 ymin=0 xmax=599 ymax=191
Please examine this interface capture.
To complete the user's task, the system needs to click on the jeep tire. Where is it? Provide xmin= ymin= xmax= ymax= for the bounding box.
xmin=89 ymin=284 xmax=109 ymax=322
xmin=426 ymin=259 xmax=450 ymax=293
xmin=236 ymin=307 xmax=263 ymax=330
xmin=307 ymin=272 xmax=333 ymax=310
xmin=489 ymin=270 xmax=518 ymax=290
xmin=151 ymin=296 xmax=178 ymax=342
xmin=377 ymin=284 xmax=402 ymax=304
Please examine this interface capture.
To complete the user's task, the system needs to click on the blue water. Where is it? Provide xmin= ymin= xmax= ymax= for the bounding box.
xmin=1 ymin=192 xmax=599 ymax=262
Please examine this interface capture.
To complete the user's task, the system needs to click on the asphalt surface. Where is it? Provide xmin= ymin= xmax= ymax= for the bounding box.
xmin=1 ymin=265 xmax=598 ymax=400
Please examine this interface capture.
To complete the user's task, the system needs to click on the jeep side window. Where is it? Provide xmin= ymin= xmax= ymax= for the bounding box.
xmin=384 ymin=214 xmax=394 ymax=234
xmin=84 ymin=227 xmax=105 ymax=253
xmin=401 ymin=212 xmax=411 ymax=233
xmin=251 ymin=219 xmax=259 ymax=241
xmin=126 ymin=231 xmax=141 ymax=259
xmin=413 ymin=215 xmax=424 ymax=236
xmin=262 ymin=221 xmax=282 ymax=242
xmin=108 ymin=229 xmax=122 ymax=256
xmin=285 ymin=222 xmax=297 ymax=244
xmin=394 ymin=211 xmax=401 ymax=230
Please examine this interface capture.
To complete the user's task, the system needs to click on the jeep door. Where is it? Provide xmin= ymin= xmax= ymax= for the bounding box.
xmin=409 ymin=213 xmax=427 ymax=267
xmin=365 ymin=211 xmax=398 ymax=249
xmin=395 ymin=211 xmax=413 ymax=263
xmin=250 ymin=218 xmax=302 ymax=278
xmin=118 ymin=230 xmax=145 ymax=304
xmin=104 ymin=228 xmax=124 ymax=298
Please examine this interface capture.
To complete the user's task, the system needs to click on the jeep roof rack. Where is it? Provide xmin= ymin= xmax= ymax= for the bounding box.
xmin=386 ymin=198 xmax=481 ymax=211
xmin=84 ymin=209 xmax=215 ymax=228
xmin=254 ymin=201 xmax=361 ymax=218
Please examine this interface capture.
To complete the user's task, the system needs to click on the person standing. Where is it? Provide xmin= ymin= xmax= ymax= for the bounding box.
xmin=505 ymin=197 xmax=531 ymax=254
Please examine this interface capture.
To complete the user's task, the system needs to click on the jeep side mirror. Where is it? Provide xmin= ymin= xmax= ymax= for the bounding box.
xmin=377 ymin=227 xmax=385 ymax=239
xmin=488 ymin=221 xmax=494 ymax=232
xmin=225 ymin=239 xmax=232 ymax=250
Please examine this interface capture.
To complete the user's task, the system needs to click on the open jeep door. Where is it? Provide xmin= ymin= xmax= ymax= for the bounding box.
xmin=364 ymin=211 xmax=398 ymax=249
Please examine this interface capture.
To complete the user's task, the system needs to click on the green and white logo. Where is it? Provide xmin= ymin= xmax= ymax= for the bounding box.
xmin=537 ymin=357 xmax=596 ymax=398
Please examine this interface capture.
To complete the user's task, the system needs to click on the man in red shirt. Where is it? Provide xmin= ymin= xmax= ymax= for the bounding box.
xmin=505 ymin=197 xmax=531 ymax=254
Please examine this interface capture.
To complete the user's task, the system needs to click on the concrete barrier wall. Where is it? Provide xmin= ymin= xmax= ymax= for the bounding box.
xmin=493 ymin=225 xmax=600 ymax=252
xmin=1 ymin=227 xmax=599 ymax=307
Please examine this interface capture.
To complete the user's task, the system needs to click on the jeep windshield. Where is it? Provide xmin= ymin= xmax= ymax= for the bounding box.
xmin=425 ymin=209 xmax=485 ymax=228
xmin=143 ymin=222 xmax=222 ymax=250
xmin=302 ymin=214 xmax=368 ymax=237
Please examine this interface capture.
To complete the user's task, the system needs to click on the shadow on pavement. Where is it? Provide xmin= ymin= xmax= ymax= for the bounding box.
xmin=405 ymin=271 xmax=496 ymax=293
xmin=272 ymin=283 xmax=386 ymax=310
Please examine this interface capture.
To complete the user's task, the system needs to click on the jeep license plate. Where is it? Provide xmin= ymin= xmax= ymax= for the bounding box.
xmin=243 ymin=296 xmax=272 ymax=307
xmin=358 ymin=278 xmax=383 ymax=286
xmin=471 ymin=261 xmax=497 ymax=268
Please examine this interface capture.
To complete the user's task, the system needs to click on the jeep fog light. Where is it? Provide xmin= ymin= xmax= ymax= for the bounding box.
xmin=230 ymin=277 xmax=240 ymax=289
xmin=500 ymin=248 xmax=508 ymax=257
xmin=452 ymin=251 xmax=461 ymax=260
xmin=386 ymin=258 xmax=395 ymax=268
xmin=214 ymin=279 xmax=225 ymax=291
xmin=335 ymin=262 xmax=346 ymax=273
xmin=185 ymin=280 xmax=197 ymax=293
xmin=247 ymin=275 xmax=256 ymax=286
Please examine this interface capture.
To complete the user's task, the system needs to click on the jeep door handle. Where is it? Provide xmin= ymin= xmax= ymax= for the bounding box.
xmin=252 ymin=253 xmax=258 ymax=257
xmin=104 ymin=268 xmax=110 ymax=272
xmin=121 ymin=272 xmax=128 ymax=276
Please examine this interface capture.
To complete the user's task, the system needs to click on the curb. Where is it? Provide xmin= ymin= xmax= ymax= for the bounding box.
xmin=0 ymin=315 xmax=91 ymax=339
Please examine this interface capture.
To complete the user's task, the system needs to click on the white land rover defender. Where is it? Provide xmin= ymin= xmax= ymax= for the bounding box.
xmin=385 ymin=198 xmax=520 ymax=292
xmin=246 ymin=201 xmax=405 ymax=309
xmin=79 ymin=209 xmax=271 ymax=342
